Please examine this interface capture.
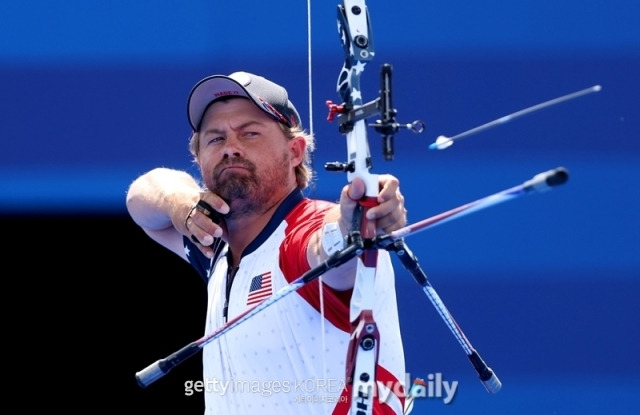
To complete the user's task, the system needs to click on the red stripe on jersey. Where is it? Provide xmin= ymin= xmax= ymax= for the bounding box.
xmin=279 ymin=199 xmax=352 ymax=332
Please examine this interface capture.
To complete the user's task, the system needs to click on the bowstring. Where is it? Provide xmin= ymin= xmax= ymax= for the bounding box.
xmin=307 ymin=0 xmax=330 ymax=411
xmin=307 ymin=0 xmax=314 ymax=145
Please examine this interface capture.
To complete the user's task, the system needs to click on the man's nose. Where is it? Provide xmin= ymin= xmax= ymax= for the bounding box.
xmin=221 ymin=134 xmax=243 ymax=157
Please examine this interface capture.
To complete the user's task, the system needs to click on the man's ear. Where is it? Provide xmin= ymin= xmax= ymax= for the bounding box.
xmin=290 ymin=135 xmax=306 ymax=166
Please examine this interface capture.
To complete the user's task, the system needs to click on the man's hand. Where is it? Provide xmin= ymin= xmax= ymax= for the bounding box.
xmin=183 ymin=192 xmax=230 ymax=258
xmin=310 ymin=174 xmax=406 ymax=290
xmin=339 ymin=174 xmax=407 ymax=236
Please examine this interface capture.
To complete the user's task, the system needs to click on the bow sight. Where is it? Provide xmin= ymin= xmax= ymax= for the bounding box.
xmin=326 ymin=64 xmax=425 ymax=164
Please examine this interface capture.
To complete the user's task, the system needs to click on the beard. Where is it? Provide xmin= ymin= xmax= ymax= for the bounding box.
xmin=208 ymin=151 xmax=291 ymax=219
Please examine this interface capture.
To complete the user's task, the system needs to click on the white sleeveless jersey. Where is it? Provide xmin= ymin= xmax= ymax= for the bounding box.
xmin=185 ymin=189 xmax=406 ymax=414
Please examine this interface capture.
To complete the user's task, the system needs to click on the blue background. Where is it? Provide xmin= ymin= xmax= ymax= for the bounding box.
xmin=2 ymin=1 xmax=638 ymax=413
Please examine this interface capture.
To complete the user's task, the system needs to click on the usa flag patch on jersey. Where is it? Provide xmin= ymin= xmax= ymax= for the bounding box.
xmin=247 ymin=272 xmax=272 ymax=306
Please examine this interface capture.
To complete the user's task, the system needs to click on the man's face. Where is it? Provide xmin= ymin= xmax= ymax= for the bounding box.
xmin=197 ymin=97 xmax=303 ymax=218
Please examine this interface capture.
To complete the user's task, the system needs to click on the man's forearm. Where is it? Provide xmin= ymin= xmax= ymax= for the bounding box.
xmin=126 ymin=167 xmax=201 ymax=232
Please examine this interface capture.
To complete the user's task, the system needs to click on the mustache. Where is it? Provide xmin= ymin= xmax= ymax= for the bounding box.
xmin=213 ymin=158 xmax=255 ymax=178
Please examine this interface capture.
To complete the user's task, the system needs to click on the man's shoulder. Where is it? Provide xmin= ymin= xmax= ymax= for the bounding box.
xmin=303 ymin=197 xmax=338 ymax=209
xmin=280 ymin=198 xmax=335 ymax=235
xmin=289 ymin=197 xmax=335 ymax=218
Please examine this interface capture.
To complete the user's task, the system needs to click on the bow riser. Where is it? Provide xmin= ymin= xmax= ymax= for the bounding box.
xmin=336 ymin=2 xmax=382 ymax=415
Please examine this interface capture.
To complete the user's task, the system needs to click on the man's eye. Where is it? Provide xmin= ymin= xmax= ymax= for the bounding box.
xmin=206 ymin=136 xmax=224 ymax=145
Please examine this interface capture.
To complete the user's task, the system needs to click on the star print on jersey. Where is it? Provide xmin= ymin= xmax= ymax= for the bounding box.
xmin=246 ymin=272 xmax=272 ymax=306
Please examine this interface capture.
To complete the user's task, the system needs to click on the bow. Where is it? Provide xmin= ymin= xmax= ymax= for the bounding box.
xmin=325 ymin=1 xmax=434 ymax=413
xmin=325 ymin=1 xmax=500 ymax=413
xmin=328 ymin=2 xmax=382 ymax=414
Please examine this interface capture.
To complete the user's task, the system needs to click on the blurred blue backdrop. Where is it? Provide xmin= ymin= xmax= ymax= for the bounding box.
xmin=2 ymin=1 xmax=638 ymax=414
